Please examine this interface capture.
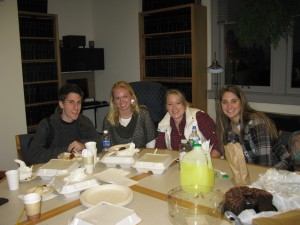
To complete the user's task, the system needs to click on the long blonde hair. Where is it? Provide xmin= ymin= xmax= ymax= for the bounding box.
xmin=216 ymin=85 xmax=278 ymax=145
xmin=106 ymin=81 xmax=140 ymax=126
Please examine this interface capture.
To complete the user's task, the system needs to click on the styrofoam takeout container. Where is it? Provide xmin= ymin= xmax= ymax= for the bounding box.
xmin=51 ymin=173 xmax=99 ymax=198
xmin=100 ymin=153 xmax=138 ymax=168
xmin=36 ymin=159 xmax=80 ymax=180
xmin=133 ymin=153 xmax=174 ymax=174
xmin=69 ymin=202 xmax=142 ymax=225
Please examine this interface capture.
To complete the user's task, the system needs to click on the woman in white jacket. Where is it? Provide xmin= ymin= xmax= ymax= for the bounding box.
xmin=155 ymin=89 xmax=221 ymax=158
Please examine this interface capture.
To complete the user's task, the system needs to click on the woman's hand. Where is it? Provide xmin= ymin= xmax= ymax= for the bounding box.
xmin=210 ymin=149 xmax=221 ymax=158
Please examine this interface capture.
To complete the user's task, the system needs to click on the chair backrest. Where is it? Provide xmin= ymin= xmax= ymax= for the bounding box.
xmin=130 ymin=81 xmax=167 ymax=126
xmin=15 ymin=133 xmax=35 ymax=165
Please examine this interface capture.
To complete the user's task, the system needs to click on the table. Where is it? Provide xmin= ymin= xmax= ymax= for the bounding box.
xmin=0 ymin=149 xmax=271 ymax=225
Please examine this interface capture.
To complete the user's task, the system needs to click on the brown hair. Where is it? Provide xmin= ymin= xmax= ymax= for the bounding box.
xmin=216 ymin=85 xmax=278 ymax=145
xmin=106 ymin=81 xmax=140 ymax=126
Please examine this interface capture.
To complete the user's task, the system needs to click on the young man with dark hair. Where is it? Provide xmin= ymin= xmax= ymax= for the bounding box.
xmin=27 ymin=83 xmax=102 ymax=164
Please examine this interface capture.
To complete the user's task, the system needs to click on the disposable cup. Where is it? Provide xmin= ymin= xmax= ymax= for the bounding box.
xmin=23 ymin=193 xmax=42 ymax=222
xmin=85 ymin=141 xmax=96 ymax=150
xmin=5 ymin=169 xmax=19 ymax=191
xmin=85 ymin=142 xmax=97 ymax=166
xmin=83 ymin=155 xmax=94 ymax=174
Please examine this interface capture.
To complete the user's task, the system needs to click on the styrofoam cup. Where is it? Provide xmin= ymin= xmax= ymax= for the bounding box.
xmin=85 ymin=141 xmax=96 ymax=150
xmin=85 ymin=142 xmax=97 ymax=166
xmin=5 ymin=169 xmax=19 ymax=191
xmin=83 ymin=155 xmax=94 ymax=174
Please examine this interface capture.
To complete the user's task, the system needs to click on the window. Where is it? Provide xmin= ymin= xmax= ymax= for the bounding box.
xmin=212 ymin=0 xmax=300 ymax=104
xmin=287 ymin=15 xmax=300 ymax=94
xmin=292 ymin=16 xmax=300 ymax=88
xmin=224 ymin=24 xmax=271 ymax=87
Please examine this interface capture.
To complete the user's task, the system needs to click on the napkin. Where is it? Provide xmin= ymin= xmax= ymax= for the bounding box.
xmin=19 ymin=193 xmax=57 ymax=201
xmin=252 ymin=209 xmax=300 ymax=225
xmin=199 ymin=139 xmax=213 ymax=169
xmin=93 ymin=168 xmax=138 ymax=186
xmin=64 ymin=168 xmax=87 ymax=183
xmin=14 ymin=159 xmax=33 ymax=181
xmin=116 ymin=148 xmax=140 ymax=156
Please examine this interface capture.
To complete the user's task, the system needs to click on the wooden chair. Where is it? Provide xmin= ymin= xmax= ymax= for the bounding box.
xmin=15 ymin=133 xmax=35 ymax=165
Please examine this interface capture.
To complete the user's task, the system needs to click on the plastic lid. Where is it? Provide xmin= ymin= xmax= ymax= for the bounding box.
xmin=193 ymin=143 xmax=202 ymax=148
xmin=180 ymin=139 xmax=188 ymax=144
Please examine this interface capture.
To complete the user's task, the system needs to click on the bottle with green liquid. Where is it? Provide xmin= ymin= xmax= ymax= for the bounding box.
xmin=180 ymin=143 xmax=215 ymax=192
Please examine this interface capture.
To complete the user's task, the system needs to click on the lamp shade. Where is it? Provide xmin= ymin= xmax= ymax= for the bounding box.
xmin=207 ymin=52 xmax=224 ymax=74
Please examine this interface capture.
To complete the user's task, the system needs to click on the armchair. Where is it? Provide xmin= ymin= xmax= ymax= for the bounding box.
xmin=130 ymin=81 xmax=167 ymax=126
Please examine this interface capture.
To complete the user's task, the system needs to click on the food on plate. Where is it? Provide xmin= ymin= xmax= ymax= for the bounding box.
xmin=58 ymin=152 xmax=81 ymax=160
xmin=224 ymin=186 xmax=273 ymax=215
xmin=108 ymin=144 xmax=131 ymax=152
xmin=28 ymin=185 xmax=53 ymax=196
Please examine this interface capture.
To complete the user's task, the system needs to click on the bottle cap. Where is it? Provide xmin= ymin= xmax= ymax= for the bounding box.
xmin=180 ymin=139 xmax=188 ymax=144
xmin=193 ymin=143 xmax=202 ymax=147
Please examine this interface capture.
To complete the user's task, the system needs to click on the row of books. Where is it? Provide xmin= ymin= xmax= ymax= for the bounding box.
xmin=19 ymin=17 xmax=54 ymax=38
xmin=22 ymin=62 xmax=57 ymax=82
xmin=145 ymin=58 xmax=192 ymax=77
xmin=144 ymin=8 xmax=191 ymax=34
xmin=161 ymin=82 xmax=192 ymax=102
xmin=142 ymin=0 xmax=197 ymax=11
xmin=21 ymin=40 xmax=55 ymax=60
xmin=26 ymin=103 xmax=57 ymax=126
xmin=145 ymin=34 xmax=191 ymax=56
xmin=24 ymin=83 xmax=58 ymax=104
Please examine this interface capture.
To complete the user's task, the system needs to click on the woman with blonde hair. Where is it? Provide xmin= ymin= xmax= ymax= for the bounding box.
xmin=216 ymin=85 xmax=293 ymax=169
xmin=155 ymin=89 xmax=221 ymax=157
xmin=103 ymin=81 xmax=157 ymax=148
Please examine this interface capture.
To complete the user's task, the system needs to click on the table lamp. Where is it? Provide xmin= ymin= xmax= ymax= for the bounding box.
xmin=207 ymin=52 xmax=224 ymax=98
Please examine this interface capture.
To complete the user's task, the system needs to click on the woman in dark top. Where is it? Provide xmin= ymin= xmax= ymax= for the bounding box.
xmin=103 ymin=81 xmax=157 ymax=148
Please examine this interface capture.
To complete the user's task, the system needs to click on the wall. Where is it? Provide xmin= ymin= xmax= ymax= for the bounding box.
xmin=91 ymin=0 xmax=141 ymax=101
xmin=0 ymin=0 xmax=27 ymax=170
xmin=48 ymin=0 xmax=140 ymax=131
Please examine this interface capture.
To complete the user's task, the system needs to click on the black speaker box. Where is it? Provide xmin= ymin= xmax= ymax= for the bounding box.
xmin=18 ymin=0 xmax=48 ymax=13
xmin=60 ymin=48 xmax=105 ymax=72
xmin=63 ymin=35 xmax=86 ymax=48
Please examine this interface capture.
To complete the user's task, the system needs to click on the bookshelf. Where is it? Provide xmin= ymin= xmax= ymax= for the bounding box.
xmin=18 ymin=11 xmax=61 ymax=132
xmin=139 ymin=2 xmax=207 ymax=110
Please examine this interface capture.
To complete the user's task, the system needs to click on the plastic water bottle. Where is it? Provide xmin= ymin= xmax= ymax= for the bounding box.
xmin=188 ymin=126 xmax=200 ymax=147
xmin=178 ymin=139 xmax=192 ymax=164
xmin=102 ymin=130 xmax=111 ymax=154
xmin=180 ymin=143 xmax=215 ymax=192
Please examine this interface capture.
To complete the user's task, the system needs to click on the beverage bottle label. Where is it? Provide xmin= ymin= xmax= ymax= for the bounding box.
xmin=102 ymin=140 xmax=110 ymax=148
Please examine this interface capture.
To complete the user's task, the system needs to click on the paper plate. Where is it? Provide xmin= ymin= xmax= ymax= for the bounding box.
xmin=108 ymin=144 xmax=130 ymax=152
xmin=80 ymin=184 xmax=133 ymax=208
xmin=20 ymin=174 xmax=37 ymax=183
xmin=27 ymin=185 xmax=53 ymax=196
